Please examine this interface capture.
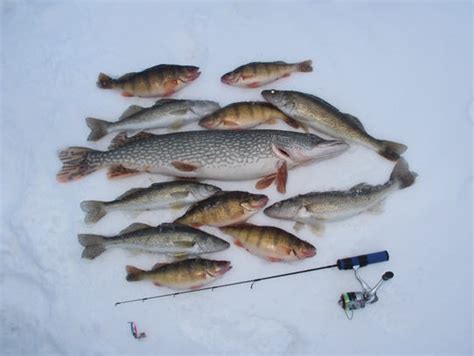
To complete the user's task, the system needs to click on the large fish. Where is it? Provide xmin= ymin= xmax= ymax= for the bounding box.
xmin=174 ymin=191 xmax=268 ymax=227
xmin=221 ymin=60 xmax=313 ymax=88
xmin=198 ymin=101 xmax=300 ymax=130
xmin=262 ymin=90 xmax=407 ymax=161
xmin=78 ymin=222 xmax=230 ymax=259
xmin=80 ymin=181 xmax=221 ymax=224
xmin=56 ymin=130 xmax=349 ymax=193
xmin=126 ymin=258 xmax=232 ymax=290
xmin=97 ymin=64 xmax=200 ymax=97
xmin=220 ymin=223 xmax=316 ymax=262
xmin=86 ymin=99 xmax=220 ymax=141
xmin=264 ymin=158 xmax=417 ymax=235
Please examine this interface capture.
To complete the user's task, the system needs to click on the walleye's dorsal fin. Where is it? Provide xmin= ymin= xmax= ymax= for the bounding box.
xmin=343 ymin=113 xmax=366 ymax=132
xmin=108 ymin=132 xmax=156 ymax=150
xmin=120 ymin=222 xmax=152 ymax=235
xmin=107 ymin=165 xmax=141 ymax=179
xmin=116 ymin=187 xmax=143 ymax=200
xmin=118 ymin=72 xmax=136 ymax=81
xmin=118 ymin=105 xmax=145 ymax=121
xmin=154 ymin=98 xmax=180 ymax=106
xmin=350 ymin=183 xmax=372 ymax=191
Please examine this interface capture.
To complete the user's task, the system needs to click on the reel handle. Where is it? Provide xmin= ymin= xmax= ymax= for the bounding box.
xmin=336 ymin=251 xmax=389 ymax=270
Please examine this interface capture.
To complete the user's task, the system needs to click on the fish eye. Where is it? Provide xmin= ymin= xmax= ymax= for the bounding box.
xmin=270 ymin=90 xmax=276 ymax=94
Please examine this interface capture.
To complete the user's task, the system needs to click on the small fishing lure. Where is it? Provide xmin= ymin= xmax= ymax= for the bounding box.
xmin=128 ymin=321 xmax=146 ymax=339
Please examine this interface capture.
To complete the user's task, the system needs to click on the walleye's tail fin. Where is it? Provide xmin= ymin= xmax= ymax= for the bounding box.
xmin=97 ymin=73 xmax=114 ymax=89
xmin=126 ymin=265 xmax=145 ymax=282
xmin=57 ymin=147 xmax=102 ymax=182
xmin=377 ymin=140 xmax=408 ymax=161
xmin=80 ymin=200 xmax=107 ymax=224
xmin=78 ymin=234 xmax=107 ymax=259
xmin=86 ymin=117 xmax=110 ymax=141
xmin=297 ymin=60 xmax=313 ymax=73
xmin=390 ymin=158 xmax=418 ymax=189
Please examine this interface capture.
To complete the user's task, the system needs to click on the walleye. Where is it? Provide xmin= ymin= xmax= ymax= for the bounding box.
xmin=126 ymin=258 xmax=232 ymax=290
xmin=78 ymin=222 xmax=230 ymax=259
xmin=97 ymin=64 xmax=200 ymax=97
xmin=262 ymin=90 xmax=407 ymax=161
xmin=174 ymin=191 xmax=268 ymax=227
xmin=57 ymin=130 xmax=348 ymax=193
xmin=264 ymin=159 xmax=417 ymax=235
xmin=86 ymin=99 xmax=220 ymax=141
xmin=80 ymin=181 xmax=221 ymax=224
xmin=221 ymin=60 xmax=313 ymax=88
xmin=198 ymin=101 xmax=300 ymax=130
xmin=220 ymin=223 xmax=316 ymax=262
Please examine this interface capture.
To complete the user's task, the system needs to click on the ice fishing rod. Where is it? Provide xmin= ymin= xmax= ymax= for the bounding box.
xmin=115 ymin=250 xmax=392 ymax=313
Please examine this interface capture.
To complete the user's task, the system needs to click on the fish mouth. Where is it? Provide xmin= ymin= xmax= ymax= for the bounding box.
xmin=296 ymin=247 xmax=317 ymax=259
xmin=199 ymin=117 xmax=221 ymax=129
xmin=221 ymin=73 xmax=239 ymax=85
xmin=184 ymin=69 xmax=201 ymax=82
xmin=250 ymin=196 xmax=269 ymax=209
xmin=209 ymin=261 xmax=232 ymax=276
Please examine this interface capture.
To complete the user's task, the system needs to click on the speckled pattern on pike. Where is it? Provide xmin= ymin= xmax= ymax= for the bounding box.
xmin=97 ymin=64 xmax=200 ymax=97
xmin=57 ymin=130 xmax=349 ymax=193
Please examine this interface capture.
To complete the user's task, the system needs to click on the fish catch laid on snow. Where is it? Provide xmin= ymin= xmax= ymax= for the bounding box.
xmin=262 ymin=90 xmax=407 ymax=161
xmin=220 ymin=223 xmax=316 ymax=262
xmin=264 ymin=158 xmax=417 ymax=235
xmin=57 ymin=130 xmax=349 ymax=193
xmin=126 ymin=258 xmax=232 ymax=290
xmin=174 ymin=191 xmax=269 ymax=227
xmin=78 ymin=222 xmax=230 ymax=259
xmin=86 ymin=99 xmax=220 ymax=141
xmin=80 ymin=181 xmax=222 ymax=224
xmin=97 ymin=64 xmax=201 ymax=97
xmin=221 ymin=60 xmax=313 ymax=88
xmin=198 ymin=101 xmax=301 ymax=130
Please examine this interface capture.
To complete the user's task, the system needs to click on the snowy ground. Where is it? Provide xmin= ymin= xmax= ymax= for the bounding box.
xmin=1 ymin=1 xmax=472 ymax=355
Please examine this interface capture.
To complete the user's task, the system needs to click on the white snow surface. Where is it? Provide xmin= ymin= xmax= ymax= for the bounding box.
xmin=1 ymin=1 xmax=472 ymax=355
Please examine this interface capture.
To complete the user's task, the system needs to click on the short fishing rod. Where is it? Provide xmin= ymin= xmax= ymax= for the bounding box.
xmin=115 ymin=250 xmax=392 ymax=314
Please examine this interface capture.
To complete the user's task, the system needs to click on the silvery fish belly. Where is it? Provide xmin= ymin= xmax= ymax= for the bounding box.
xmin=57 ymin=130 xmax=349 ymax=193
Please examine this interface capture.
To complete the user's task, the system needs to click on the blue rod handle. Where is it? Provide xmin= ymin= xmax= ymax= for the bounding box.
xmin=336 ymin=251 xmax=389 ymax=270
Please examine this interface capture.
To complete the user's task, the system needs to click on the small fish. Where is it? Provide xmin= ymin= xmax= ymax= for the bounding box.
xmin=220 ymin=223 xmax=316 ymax=262
xmin=221 ymin=60 xmax=313 ymax=88
xmin=97 ymin=64 xmax=200 ymax=97
xmin=264 ymin=159 xmax=417 ymax=235
xmin=56 ymin=130 xmax=348 ymax=193
xmin=126 ymin=258 xmax=232 ymax=290
xmin=80 ymin=181 xmax=221 ymax=224
xmin=78 ymin=222 xmax=230 ymax=259
xmin=86 ymin=99 xmax=220 ymax=141
xmin=198 ymin=101 xmax=301 ymax=130
xmin=174 ymin=191 xmax=269 ymax=227
xmin=262 ymin=90 xmax=407 ymax=161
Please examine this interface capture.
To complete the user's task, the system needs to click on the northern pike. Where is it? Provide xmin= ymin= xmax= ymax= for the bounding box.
xmin=198 ymin=101 xmax=300 ymax=130
xmin=220 ymin=223 xmax=316 ymax=262
xmin=126 ymin=258 xmax=232 ymax=290
xmin=86 ymin=99 xmax=220 ymax=141
xmin=78 ymin=222 xmax=230 ymax=259
xmin=262 ymin=90 xmax=407 ymax=161
xmin=174 ymin=191 xmax=268 ymax=227
xmin=97 ymin=64 xmax=200 ymax=97
xmin=221 ymin=60 xmax=313 ymax=88
xmin=264 ymin=158 xmax=417 ymax=235
xmin=57 ymin=130 xmax=349 ymax=193
xmin=80 ymin=181 xmax=221 ymax=224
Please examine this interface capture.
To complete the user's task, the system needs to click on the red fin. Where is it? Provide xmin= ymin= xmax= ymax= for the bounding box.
xmin=191 ymin=285 xmax=203 ymax=290
xmin=107 ymin=165 xmax=141 ymax=179
xmin=153 ymin=282 xmax=162 ymax=287
xmin=191 ymin=223 xmax=202 ymax=228
xmin=171 ymin=160 xmax=199 ymax=172
xmin=121 ymin=92 xmax=134 ymax=97
xmin=276 ymin=161 xmax=288 ymax=194
xmin=255 ymin=174 xmax=276 ymax=190
xmin=267 ymin=257 xmax=283 ymax=262
xmin=246 ymin=82 xmax=261 ymax=88
xmin=234 ymin=240 xmax=244 ymax=248
xmin=281 ymin=73 xmax=291 ymax=78
xmin=108 ymin=132 xmax=155 ymax=150
xmin=222 ymin=118 xmax=240 ymax=127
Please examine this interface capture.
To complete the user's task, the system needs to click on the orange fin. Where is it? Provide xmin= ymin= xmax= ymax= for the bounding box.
xmin=153 ymin=282 xmax=162 ymax=287
xmin=108 ymin=132 xmax=155 ymax=150
xmin=121 ymin=92 xmax=134 ymax=97
xmin=107 ymin=165 xmax=141 ymax=179
xmin=191 ymin=284 xmax=204 ymax=290
xmin=282 ymin=116 xmax=301 ymax=129
xmin=222 ymin=118 xmax=240 ymax=127
xmin=126 ymin=265 xmax=144 ymax=281
xmin=246 ymin=82 xmax=261 ymax=88
xmin=276 ymin=161 xmax=288 ymax=194
xmin=171 ymin=160 xmax=199 ymax=172
xmin=255 ymin=174 xmax=276 ymax=190
xmin=234 ymin=240 xmax=244 ymax=248
xmin=267 ymin=257 xmax=283 ymax=262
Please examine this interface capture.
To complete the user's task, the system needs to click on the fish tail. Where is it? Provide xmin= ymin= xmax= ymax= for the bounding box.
xmin=297 ymin=60 xmax=313 ymax=73
xmin=78 ymin=234 xmax=107 ymax=259
xmin=57 ymin=147 xmax=103 ymax=182
xmin=126 ymin=265 xmax=145 ymax=282
xmin=97 ymin=73 xmax=114 ymax=89
xmin=80 ymin=200 xmax=107 ymax=224
xmin=390 ymin=158 xmax=418 ymax=189
xmin=86 ymin=117 xmax=110 ymax=141
xmin=377 ymin=140 xmax=408 ymax=161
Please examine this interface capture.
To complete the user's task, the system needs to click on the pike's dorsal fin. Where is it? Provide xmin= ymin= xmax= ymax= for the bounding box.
xmin=120 ymin=223 xmax=152 ymax=235
xmin=108 ymin=132 xmax=156 ymax=150
xmin=118 ymin=105 xmax=145 ymax=121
